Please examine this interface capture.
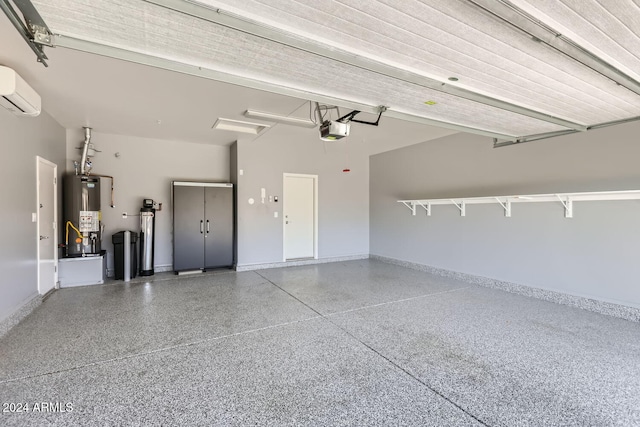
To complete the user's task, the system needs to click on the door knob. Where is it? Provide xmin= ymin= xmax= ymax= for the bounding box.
xmin=39 ymin=235 xmax=49 ymax=240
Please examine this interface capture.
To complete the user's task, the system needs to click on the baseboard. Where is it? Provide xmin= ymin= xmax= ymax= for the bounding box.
xmin=236 ymin=254 xmax=369 ymax=272
xmin=371 ymin=254 xmax=640 ymax=323
xmin=0 ymin=293 xmax=43 ymax=339
xmin=154 ymin=264 xmax=173 ymax=273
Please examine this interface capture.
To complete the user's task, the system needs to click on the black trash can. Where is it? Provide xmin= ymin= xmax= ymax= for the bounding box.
xmin=112 ymin=231 xmax=138 ymax=280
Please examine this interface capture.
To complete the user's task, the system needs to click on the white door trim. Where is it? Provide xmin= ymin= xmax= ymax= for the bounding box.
xmin=36 ymin=156 xmax=58 ymax=294
xmin=283 ymin=173 xmax=318 ymax=262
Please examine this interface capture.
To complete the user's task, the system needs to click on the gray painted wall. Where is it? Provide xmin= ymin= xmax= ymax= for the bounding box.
xmin=0 ymin=111 xmax=66 ymax=323
xmin=65 ymin=130 xmax=230 ymax=274
xmin=370 ymin=121 xmax=640 ymax=309
xmin=236 ymin=125 xmax=369 ymax=266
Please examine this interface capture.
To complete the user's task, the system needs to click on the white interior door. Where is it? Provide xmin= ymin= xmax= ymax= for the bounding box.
xmin=283 ymin=174 xmax=317 ymax=260
xmin=37 ymin=157 xmax=57 ymax=294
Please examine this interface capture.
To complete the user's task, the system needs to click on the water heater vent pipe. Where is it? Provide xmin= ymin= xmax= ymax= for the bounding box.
xmin=80 ymin=126 xmax=91 ymax=175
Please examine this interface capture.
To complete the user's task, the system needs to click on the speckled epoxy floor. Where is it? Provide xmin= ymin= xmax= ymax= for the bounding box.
xmin=1 ymin=260 xmax=639 ymax=426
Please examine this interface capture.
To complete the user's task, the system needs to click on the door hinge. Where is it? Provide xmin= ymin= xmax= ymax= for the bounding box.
xmin=54 ymin=177 xmax=57 ymax=185
xmin=54 ymin=265 xmax=57 ymax=273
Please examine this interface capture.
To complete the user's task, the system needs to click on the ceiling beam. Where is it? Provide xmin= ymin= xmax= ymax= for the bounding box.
xmin=467 ymin=0 xmax=640 ymax=97
xmin=52 ymin=33 xmax=516 ymax=140
xmin=142 ymin=0 xmax=587 ymax=132
xmin=493 ymin=115 xmax=640 ymax=148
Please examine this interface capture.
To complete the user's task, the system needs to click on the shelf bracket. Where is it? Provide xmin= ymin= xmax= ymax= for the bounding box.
xmin=417 ymin=202 xmax=432 ymax=216
xmin=555 ymin=195 xmax=573 ymax=218
xmin=495 ymin=198 xmax=512 ymax=217
xmin=451 ymin=200 xmax=466 ymax=217
xmin=401 ymin=201 xmax=416 ymax=216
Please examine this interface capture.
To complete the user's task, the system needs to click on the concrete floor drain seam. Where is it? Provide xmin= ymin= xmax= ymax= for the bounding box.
xmin=0 ymin=316 xmax=323 ymax=385
xmin=325 ymin=286 xmax=473 ymax=317
xmin=255 ymin=271 xmax=325 ymax=317
xmin=323 ymin=317 xmax=492 ymax=427
xmin=251 ymin=274 xmax=489 ymax=425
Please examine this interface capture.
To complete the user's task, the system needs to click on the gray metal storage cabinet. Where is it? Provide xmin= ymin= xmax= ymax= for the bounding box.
xmin=172 ymin=182 xmax=234 ymax=272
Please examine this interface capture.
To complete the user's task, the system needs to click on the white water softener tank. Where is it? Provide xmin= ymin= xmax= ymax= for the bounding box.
xmin=139 ymin=199 xmax=156 ymax=276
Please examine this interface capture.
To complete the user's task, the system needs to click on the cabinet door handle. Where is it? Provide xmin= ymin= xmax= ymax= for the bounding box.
xmin=206 ymin=220 xmax=210 ymax=233
xmin=200 ymin=220 xmax=204 ymax=234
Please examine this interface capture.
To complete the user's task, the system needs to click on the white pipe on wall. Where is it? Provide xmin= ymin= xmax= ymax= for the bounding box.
xmin=123 ymin=230 xmax=131 ymax=282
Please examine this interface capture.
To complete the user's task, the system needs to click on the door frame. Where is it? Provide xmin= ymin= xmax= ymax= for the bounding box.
xmin=36 ymin=156 xmax=58 ymax=294
xmin=282 ymin=173 xmax=318 ymax=262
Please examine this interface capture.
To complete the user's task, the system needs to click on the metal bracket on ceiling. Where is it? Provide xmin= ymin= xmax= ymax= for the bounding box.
xmin=31 ymin=24 xmax=54 ymax=47
xmin=0 ymin=0 xmax=54 ymax=67
xmin=337 ymin=105 xmax=387 ymax=126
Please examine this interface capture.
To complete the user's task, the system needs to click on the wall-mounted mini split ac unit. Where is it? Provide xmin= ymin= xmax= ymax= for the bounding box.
xmin=0 ymin=66 xmax=41 ymax=117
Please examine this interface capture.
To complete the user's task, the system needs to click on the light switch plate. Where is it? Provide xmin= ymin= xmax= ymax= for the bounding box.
xmin=274 ymin=212 xmax=279 ymax=218
xmin=32 ymin=213 xmax=37 ymax=222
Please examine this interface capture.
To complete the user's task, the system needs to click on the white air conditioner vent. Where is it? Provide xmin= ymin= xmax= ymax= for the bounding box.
xmin=0 ymin=66 xmax=41 ymax=117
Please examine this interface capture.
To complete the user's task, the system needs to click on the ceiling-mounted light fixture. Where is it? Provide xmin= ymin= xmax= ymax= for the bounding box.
xmin=244 ymin=110 xmax=316 ymax=128
xmin=212 ymin=118 xmax=270 ymax=134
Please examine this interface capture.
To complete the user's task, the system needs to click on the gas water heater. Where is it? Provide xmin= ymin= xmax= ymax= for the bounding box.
xmin=63 ymin=127 xmax=114 ymax=258
xmin=64 ymin=175 xmax=102 ymax=256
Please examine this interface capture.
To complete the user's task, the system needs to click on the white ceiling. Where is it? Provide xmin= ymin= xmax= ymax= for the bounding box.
xmin=4 ymin=0 xmax=640 ymax=147
xmin=0 ymin=10 xmax=457 ymax=152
